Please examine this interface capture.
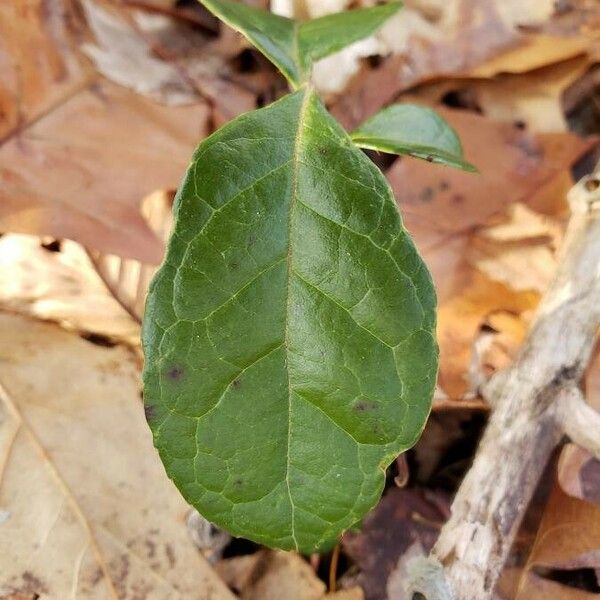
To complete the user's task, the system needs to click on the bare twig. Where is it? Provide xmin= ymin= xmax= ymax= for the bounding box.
xmin=404 ymin=162 xmax=600 ymax=600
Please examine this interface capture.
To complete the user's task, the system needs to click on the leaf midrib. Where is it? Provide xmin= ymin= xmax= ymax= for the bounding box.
xmin=283 ymin=87 xmax=312 ymax=551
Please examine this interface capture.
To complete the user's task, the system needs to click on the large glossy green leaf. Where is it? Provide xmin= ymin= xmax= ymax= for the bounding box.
xmin=351 ymin=104 xmax=478 ymax=172
xmin=142 ymin=88 xmax=437 ymax=552
xmin=200 ymin=0 xmax=401 ymax=87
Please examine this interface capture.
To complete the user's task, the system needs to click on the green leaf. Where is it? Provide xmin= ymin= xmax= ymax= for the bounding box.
xmin=142 ymin=88 xmax=437 ymax=553
xmin=297 ymin=2 xmax=401 ymax=73
xmin=199 ymin=0 xmax=402 ymax=87
xmin=200 ymin=0 xmax=300 ymax=85
xmin=351 ymin=104 xmax=478 ymax=172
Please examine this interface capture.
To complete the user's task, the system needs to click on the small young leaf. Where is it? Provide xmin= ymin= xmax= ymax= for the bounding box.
xmin=200 ymin=0 xmax=401 ymax=87
xmin=351 ymin=104 xmax=478 ymax=172
xmin=142 ymin=88 xmax=437 ymax=552
xmin=297 ymin=2 xmax=402 ymax=73
xmin=201 ymin=0 xmax=300 ymax=85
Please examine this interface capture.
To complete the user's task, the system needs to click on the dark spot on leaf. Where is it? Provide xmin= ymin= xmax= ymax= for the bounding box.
xmin=80 ymin=332 xmax=117 ymax=347
xmin=167 ymin=366 xmax=184 ymax=381
xmin=419 ymin=187 xmax=434 ymax=202
xmin=165 ymin=543 xmax=176 ymax=568
xmin=585 ymin=177 xmax=600 ymax=192
xmin=318 ymin=146 xmax=328 ymax=155
xmin=230 ymin=261 xmax=239 ymax=270
xmin=451 ymin=194 xmax=465 ymax=205
xmin=145 ymin=539 xmax=156 ymax=559
xmin=425 ymin=155 xmax=434 ymax=162
xmin=354 ymin=401 xmax=377 ymax=413
xmin=439 ymin=180 xmax=450 ymax=191
xmin=89 ymin=566 xmax=103 ymax=586
xmin=111 ymin=554 xmax=130 ymax=591
xmin=513 ymin=120 xmax=527 ymax=130
xmin=247 ymin=234 xmax=257 ymax=247
xmin=144 ymin=404 xmax=157 ymax=423
xmin=371 ymin=423 xmax=385 ymax=438
xmin=232 ymin=378 xmax=241 ymax=389
xmin=20 ymin=571 xmax=48 ymax=595
xmin=234 ymin=478 xmax=243 ymax=488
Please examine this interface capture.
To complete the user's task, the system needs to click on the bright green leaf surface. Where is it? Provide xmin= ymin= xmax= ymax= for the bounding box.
xmin=297 ymin=2 xmax=401 ymax=73
xmin=142 ymin=88 xmax=438 ymax=552
xmin=200 ymin=0 xmax=401 ymax=87
xmin=200 ymin=0 xmax=300 ymax=85
xmin=351 ymin=104 xmax=478 ymax=172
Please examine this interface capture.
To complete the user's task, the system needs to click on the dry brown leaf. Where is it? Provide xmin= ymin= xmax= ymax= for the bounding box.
xmin=342 ymin=488 xmax=450 ymax=600
xmin=0 ymin=0 xmax=210 ymax=264
xmin=216 ymin=550 xmax=365 ymax=600
xmin=240 ymin=551 xmax=326 ymax=600
xmin=0 ymin=234 xmax=140 ymax=343
xmin=330 ymin=2 xmax=599 ymax=129
xmin=0 ymin=0 xmax=92 ymax=140
xmin=129 ymin=8 xmax=259 ymax=127
xmin=81 ymin=0 xmax=199 ymax=105
xmin=558 ymin=350 xmax=600 ymax=503
xmin=436 ymin=272 xmax=536 ymax=399
xmin=477 ymin=202 xmax=562 ymax=244
xmin=471 ymin=56 xmax=593 ymax=132
xmin=516 ymin=484 xmax=600 ymax=599
xmin=324 ymin=588 xmax=364 ymax=599
xmin=470 ymin=203 xmax=562 ymax=294
xmin=331 ymin=0 xmax=520 ymax=128
xmin=0 ymin=312 xmax=235 ymax=599
xmin=558 ymin=444 xmax=600 ymax=505
xmin=87 ymin=190 xmax=175 ymax=322
xmin=479 ymin=311 xmax=528 ymax=376
xmin=468 ymin=33 xmax=596 ymax=77
xmin=215 ymin=554 xmax=262 ymax=595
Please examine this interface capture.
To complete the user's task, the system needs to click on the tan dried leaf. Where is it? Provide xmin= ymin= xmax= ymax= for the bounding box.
xmin=240 ymin=551 xmax=326 ymax=600
xmin=516 ymin=483 xmax=600 ymax=600
xmin=0 ymin=234 xmax=139 ymax=343
xmin=0 ymin=312 xmax=234 ymax=599
xmin=0 ymin=0 xmax=210 ymax=263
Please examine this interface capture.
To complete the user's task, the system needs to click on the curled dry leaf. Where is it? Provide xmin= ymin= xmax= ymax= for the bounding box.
xmin=0 ymin=312 xmax=235 ymax=599
xmin=0 ymin=234 xmax=140 ymax=344
xmin=81 ymin=0 xmax=199 ymax=105
xmin=516 ymin=483 xmax=600 ymax=599
xmin=330 ymin=1 xmax=599 ymax=129
xmin=559 ymin=444 xmax=600 ymax=505
xmin=129 ymin=8 xmax=259 ymax=127
xmin=0 ymin=0 xmax=210 ymax=263
xmin=240 ymin=552 xmax=326 ymax=600
xmin=558 ymin=349 xmax=600 ymax=504
xmin=330 ymin=0 xmax=519 ymax=126
xmin=215 ymin=549 xmax=365 ymax=600
xmin=470 ymin=202 xmax=562 ymax=294
xmin=471 ymin=56 xmax=593 ymax=132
